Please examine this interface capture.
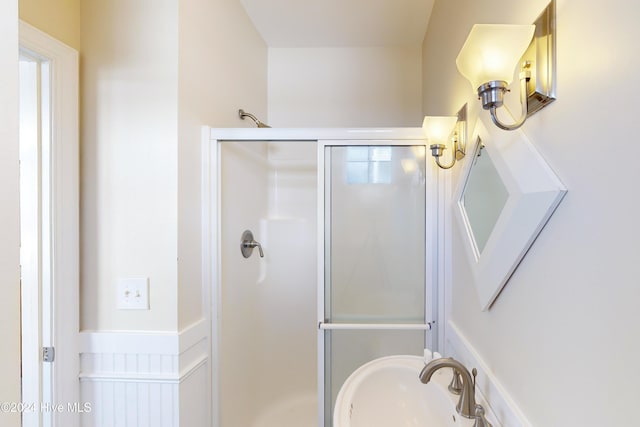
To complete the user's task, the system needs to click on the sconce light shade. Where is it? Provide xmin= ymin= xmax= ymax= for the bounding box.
xmin=455 ymin=1 xmax=556 ymax=132
xmin=422 ymin=116 xmax=458 ymax=144
xmin=423 ymin=107 xmax=467 ymax=171
xmin=456 ymin=24 xmax=535 ymax=92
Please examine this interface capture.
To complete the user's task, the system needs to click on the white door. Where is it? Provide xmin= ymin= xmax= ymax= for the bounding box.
xmin=19 ymin=21 xmax=79 ymax=427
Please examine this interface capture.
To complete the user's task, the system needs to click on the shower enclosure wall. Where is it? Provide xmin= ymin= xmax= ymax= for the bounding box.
xmin=206 ymin=129 xmax=437 ymax=427
xmin=217 ymin=140 xmax=317 ymax=427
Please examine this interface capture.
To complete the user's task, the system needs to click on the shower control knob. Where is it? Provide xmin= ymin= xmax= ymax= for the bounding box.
xmin=241 ymin=230 xmax=264 ymax=258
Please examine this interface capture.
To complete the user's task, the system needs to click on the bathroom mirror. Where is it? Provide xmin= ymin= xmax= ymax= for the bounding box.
xmin=454 ymin=118 xmax=566 ymax=310
xmin=461 ymin=143 xmax=509 ymax=255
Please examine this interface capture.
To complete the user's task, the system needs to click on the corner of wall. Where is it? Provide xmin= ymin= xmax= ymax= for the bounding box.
xmin=80 ymin=0 xmax=179 ymax=332
xmin=445 ymin=322 xmax=532 ymax=427
xmin=18 ymin=0 xmax=80 ymax=50
xmin=177 ymin=0 xmax=268 ymax=330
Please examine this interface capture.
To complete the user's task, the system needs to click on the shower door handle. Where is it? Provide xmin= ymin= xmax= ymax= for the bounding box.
xmin=318 ymin=322 xmax=432 ymax=331
xmin=241 ymin=230 xmax=264 ymax=258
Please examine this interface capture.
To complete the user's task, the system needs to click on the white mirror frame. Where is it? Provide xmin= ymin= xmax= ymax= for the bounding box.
xmin=454 ymin=118 xmax=566 ymax=310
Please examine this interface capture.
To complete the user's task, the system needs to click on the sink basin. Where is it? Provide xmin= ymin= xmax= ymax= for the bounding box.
xmin=333 ymin=355 xmax=474 ymax=427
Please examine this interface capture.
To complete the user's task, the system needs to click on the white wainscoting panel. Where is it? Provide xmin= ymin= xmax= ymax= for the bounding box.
xmin=79 ymin=319 xmax=209 ymax=427
xmin=445 ymin=321 xmax=532 ymax=427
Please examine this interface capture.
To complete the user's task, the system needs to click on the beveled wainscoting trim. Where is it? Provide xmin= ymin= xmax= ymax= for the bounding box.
xmin=446 ymin=321 xmax=532 ymax=427
xmin=78 ymin=319 xmax=209 ymax=427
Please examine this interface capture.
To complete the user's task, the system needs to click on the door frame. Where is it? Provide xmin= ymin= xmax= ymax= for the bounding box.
xmin=19 ymin=20 xmax=79 ymax=427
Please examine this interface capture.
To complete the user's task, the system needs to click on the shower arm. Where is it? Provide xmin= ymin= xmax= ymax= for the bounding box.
xmin=238 ymin=109 xmax=271 ymax=128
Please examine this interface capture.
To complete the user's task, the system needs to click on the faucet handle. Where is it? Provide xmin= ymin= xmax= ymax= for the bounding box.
xmin=448 ymin=369 xmax=463 ymax=395
xmin=473 ymin=404 xmax=492 ymax=427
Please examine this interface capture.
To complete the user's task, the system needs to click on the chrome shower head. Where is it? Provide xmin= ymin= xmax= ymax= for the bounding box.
xmin=238 ymin=109 xmax=270 ymax=128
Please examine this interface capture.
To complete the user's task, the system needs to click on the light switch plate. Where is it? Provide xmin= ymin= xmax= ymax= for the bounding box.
xmin=117 ymin=277 xmax=149 ymax=310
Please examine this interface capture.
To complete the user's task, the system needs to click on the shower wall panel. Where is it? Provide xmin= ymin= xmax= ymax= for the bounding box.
xmin=219 ymin=141 xmax=317 ymax=427
xmin=220 ymin=142 xmax=269 ymax=427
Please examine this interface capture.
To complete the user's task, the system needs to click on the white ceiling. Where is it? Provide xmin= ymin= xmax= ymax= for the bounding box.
xmin=239 ymin=0 xmax=435 ymax=47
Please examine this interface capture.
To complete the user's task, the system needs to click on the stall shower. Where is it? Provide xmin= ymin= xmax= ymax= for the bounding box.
xmin=211 ymin=133 xmax=435 ymax=427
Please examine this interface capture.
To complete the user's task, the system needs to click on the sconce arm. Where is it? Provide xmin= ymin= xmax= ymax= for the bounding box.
xmin=430 ymin=128 xmax=465 ymax=170
xmin=434 ymin=156 xmax=456 ymax=170
xmin=488 ymin=73 xmax=531 ymax=131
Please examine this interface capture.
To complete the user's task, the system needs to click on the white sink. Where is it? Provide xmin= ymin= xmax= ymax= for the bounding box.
xmin=334 ymin=355 xmax=474 ymax=427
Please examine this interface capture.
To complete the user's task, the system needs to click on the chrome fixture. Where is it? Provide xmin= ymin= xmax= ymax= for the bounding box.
xmin=448 ymin=370 xmax=463 ymax=395
xmin=419 ymin=357 xmax=476 ymax=418
xmin=473 ymin=404 xmax=493 ymax=427
xmin=238 ymin=109 xmax=270 ymax=128
xmin=419 ymin=357 xmax=491 ymax=426
xmin=240 ymin=230 xmax=264 ymax=258
xmin=425 ymin=104 xmax=467 ymax=170
xmin=456 ymin=0 xmax=556 ymax=131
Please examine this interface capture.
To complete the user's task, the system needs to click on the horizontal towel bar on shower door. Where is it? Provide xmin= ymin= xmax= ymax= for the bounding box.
xmin=318 ymin=322 xmax=432 ymax=331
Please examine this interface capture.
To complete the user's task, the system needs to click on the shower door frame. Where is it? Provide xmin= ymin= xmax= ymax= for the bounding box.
xmin=317 ymin=138 xmax=438 ymax=427
xmin=206 ymin=128 xmax=444 ymax=427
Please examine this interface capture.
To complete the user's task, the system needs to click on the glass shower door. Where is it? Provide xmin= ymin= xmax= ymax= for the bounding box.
xmin=319 ymin=142 xmax=433 ymax=425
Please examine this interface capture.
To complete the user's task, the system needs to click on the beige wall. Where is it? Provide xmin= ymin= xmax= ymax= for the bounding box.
xmin=423 ymin=0 xmax=640 ymax=425
xmin=81 ymin=0 xmax=268 ymax=332
xmin=19 ymin=0 xmax=80 ymax=50
xmin=268 ymin=46 xmax=423 ymax=127
xmin=177 ymin=0 xmax=268 ymax=330
xmin=81 ymin=0 xmax=179 ymax=331
xmin=0 ymin=0 xmax=22 ymax=425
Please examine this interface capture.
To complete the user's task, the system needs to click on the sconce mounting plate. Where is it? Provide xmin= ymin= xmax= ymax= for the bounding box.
xmin=454 ymin=104 xmax=467 ymax=160
xmin=522 ymin=0 xmax=556 ymax=116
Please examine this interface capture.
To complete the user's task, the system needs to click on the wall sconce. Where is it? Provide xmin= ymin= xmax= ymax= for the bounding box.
xmin=424 ymin=105 xmax=467 ymax=170
xmin=456 ymin=0 xmax=556 ymax=131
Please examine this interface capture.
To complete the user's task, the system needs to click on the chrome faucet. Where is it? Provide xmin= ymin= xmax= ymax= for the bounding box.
xmin=419 ymin=357 xmax=477 ymax=419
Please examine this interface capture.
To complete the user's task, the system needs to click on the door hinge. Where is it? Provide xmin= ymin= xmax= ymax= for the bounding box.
xmin=42 ymin=346 xmax=55 ymax=363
